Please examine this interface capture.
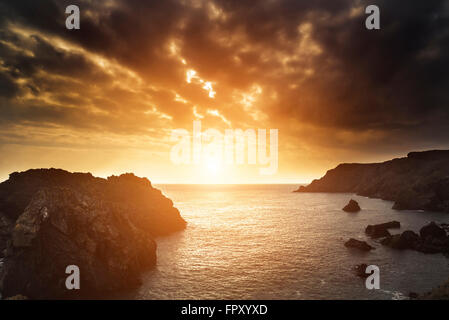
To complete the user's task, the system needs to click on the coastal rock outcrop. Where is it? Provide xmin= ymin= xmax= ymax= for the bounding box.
xmin=381 ymin=231 xmax=421 ymax=250
xmin=365 ymin=221 xmax=400 ymax=239
xmin=0 ymin=169 xmax=186 ymax=299
xmin=381 ymin=222 xmax=449 ymax=254
xmin=343 ymin=200 xmax=361 ymax=212
xmin=344 ymin=238 xmax=374 ymax=251
xmin=295 ymin=150 xmax=449 ymax=212
xmin=420 ymin=222 xmax=447 ymax=241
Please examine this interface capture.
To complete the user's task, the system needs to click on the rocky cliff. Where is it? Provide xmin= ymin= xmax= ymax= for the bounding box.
xmin=295 ymin=150 xmax=449 ymax=212
xmin=0 ymin=169 xmax=186 ymax=299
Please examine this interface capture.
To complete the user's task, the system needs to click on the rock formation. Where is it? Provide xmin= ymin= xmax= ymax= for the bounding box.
xmin=420 ymin=222 xmax=447 ymax=241
xmin=295 ymin=150 xmax=449 ymax=212
xmin=342 ymin=199 xmax=361 ymax=212
xmin=381 ymin=231 xmax=421 ymax=250
xmin=365 ymin=221 xmax=400 ymax=239
xmin=381 ymin=222 xmax=449 ymax=254
xmin=0 ymin=169 xmax=186 ymax=299
xmin=344 ymin=238 xmax=374 ymax=251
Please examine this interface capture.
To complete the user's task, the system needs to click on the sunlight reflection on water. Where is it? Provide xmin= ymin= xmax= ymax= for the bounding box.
xmin=133 ymin=184 xmax=449 ymax=300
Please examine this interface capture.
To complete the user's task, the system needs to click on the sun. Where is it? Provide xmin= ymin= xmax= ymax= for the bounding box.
xmin=205 ymin=158 xmax=222 ymax=175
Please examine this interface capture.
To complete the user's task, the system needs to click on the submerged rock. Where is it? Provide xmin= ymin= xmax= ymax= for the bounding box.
xmin=343 ymin=200 xmax=361 ymax=212
xmin=344 ymin=238 xmax=374 ymax=251
xmin=0 ymin=169 xmax=186 ymax=299
xmin=366 ymin=221 xmax=400 ymax=239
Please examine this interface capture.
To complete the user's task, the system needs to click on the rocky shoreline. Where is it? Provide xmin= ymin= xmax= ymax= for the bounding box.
xmin=0 ymin=169 xmax=186 ymax=299
xmin=295 ymin=151 xmax=449 ymax=299
xmin=295 ymin=150 xmax=449 ymax=212
xmin=348 ymin=220 xmax=449 ymax=299
xmin=347 ymin=220 xmax=449 ymax=255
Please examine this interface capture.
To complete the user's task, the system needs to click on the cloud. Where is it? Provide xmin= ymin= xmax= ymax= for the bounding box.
xmin=0 ymin=0 xmax=449 ymax=178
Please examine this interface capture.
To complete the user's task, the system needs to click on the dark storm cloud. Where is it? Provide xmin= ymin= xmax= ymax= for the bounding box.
xmin=0 ymin=34 xmax=97 ymax=79
xmin=0 ymin=0 xmax=449 ymax=151
xmin=0 ymin=72 xmax=19 ymax=98
xmin=306 ymin=0 xmax=449 ymax=128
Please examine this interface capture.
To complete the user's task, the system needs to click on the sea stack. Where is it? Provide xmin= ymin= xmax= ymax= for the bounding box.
xmin=343 ymin=199 xmax=361 ymax=212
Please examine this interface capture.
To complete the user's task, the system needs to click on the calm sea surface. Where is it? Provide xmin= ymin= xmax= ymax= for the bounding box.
xmin=132 ymin=184 xmax=449 ymax=300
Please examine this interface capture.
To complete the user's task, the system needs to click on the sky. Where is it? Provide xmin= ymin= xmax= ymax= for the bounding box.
xmin=0 ymin=0 xmax=449 ymax=183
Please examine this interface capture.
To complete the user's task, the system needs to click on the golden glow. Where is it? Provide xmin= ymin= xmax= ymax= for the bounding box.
xmin=0 ymin=5 xmax=403 ymax=186
xmin=205 ymin=157 xmax=222 ymax=176
xmin=186 ymin=70 xmax=196 ymax=83
xmin=186 ymin=70 xmax=216 ymax=98
xmin=202 ymin=82 xmax=216 ymax=98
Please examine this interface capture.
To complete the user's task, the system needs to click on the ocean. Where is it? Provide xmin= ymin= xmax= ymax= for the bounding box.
xmin=131 ymin=184 xmax=449 ymax=300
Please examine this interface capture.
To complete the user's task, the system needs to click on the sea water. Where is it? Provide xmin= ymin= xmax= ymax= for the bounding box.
xmin=132 ymin=184 xmax=449 ymax=300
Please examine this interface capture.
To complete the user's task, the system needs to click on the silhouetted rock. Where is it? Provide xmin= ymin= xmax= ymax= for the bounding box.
xmin=366 ymin=221 xmax=400 ymax=239
xmin=344 ymin=238 xmax=374 ymax=251
xmin=420 ymin=222 xmax=447 ymax=241
xmin=381 ymin=222 xmax=449 ymax=254
xmin=0 ymin=169 xmax=186 ymax=237
xmin=401 ymin=231 xmax=422 ymax=248
xmin=295 ymin=150 xmax=449 ymax=212
xmin=343 ymin=200 xmax=361 ymax=212
xmin=381 ymin=234 xmax=400 ymax=248
xmin=381 ymin=231 xmax=421 ymax=250
xmin=371 ymin=228 xmax=391 ymax=239
xmin=0 ymin=169 xmax=186 ymax=299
